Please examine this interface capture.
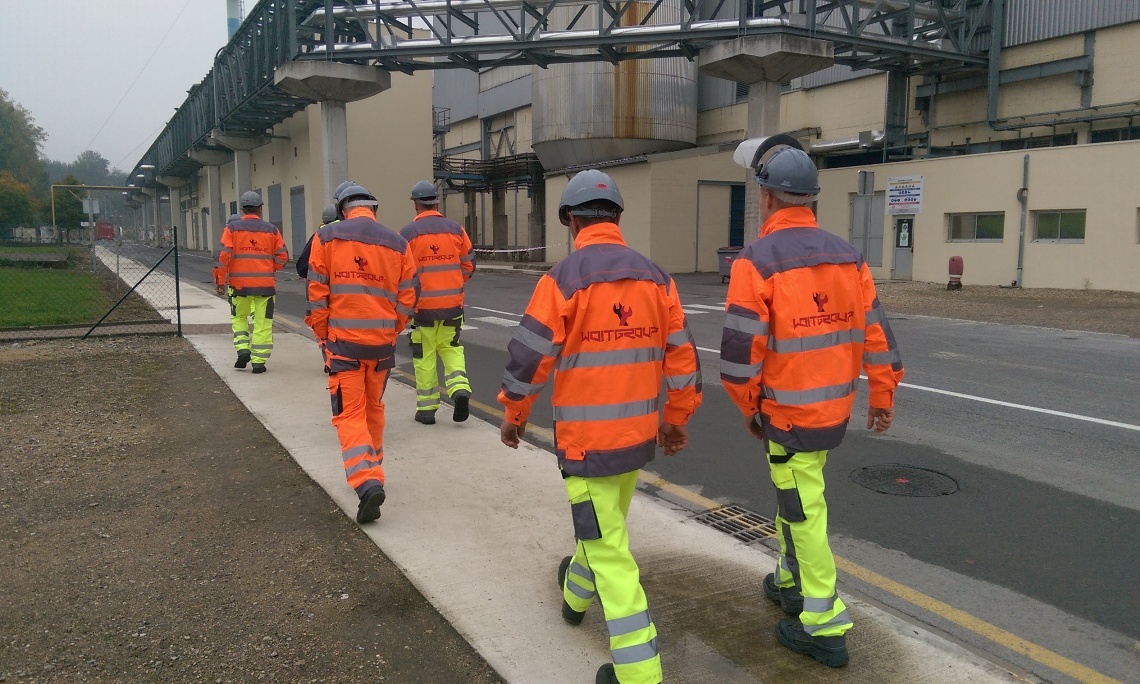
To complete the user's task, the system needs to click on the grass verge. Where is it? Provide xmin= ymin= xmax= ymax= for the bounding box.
xmin=0 ymin=267 xmax=107 ymax=327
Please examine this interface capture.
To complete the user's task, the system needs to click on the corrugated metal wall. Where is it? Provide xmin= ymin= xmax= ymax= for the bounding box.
xmin=1005 ymin=0 xmax=1140 ymax=46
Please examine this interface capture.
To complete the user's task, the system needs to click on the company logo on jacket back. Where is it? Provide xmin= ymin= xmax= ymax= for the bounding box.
xmin=794 ymin=291 xmax=853 ymax=329
xmin=581 ymin=302 xmax=658 ymax=342
xmin=237 ymin=237 xmax=264 ymax=253
xmin=334 ymin=255 xmax=385 ymax=283
xmin=421 ymin=243 xmax=452 ymax=262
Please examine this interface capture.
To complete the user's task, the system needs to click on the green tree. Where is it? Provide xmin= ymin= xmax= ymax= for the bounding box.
xmin=0 ymin=89 xmax=48 ymax=195
xmin=53 ymin=174 xmax=85 ymax=239
xmin=0 ymin=171 xmax=38 ymax=228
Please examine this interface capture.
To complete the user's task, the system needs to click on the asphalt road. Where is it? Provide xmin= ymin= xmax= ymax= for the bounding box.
xmin=167 ymin=248 xmax=1140 ymax=683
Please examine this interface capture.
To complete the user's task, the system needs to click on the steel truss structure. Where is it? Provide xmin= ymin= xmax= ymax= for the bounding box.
xmin=130 ymin=0 xmax=993 ymax=182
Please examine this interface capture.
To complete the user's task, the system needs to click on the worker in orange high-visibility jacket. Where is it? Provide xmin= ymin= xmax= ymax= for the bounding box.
xmin=305 ymin=183 xmax=417 ymax=525
xmin=399 ymin=180 xmax=475 ymax=425
xmin=721 ymin=136 xmax=904 ymax=668
xmin=498 ymin=169 xmax=702 ymax=684
xmin=213 ymin=191 xmax=288 ymax=374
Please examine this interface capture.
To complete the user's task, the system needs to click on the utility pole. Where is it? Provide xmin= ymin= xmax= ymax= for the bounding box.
xmin=86 ymin=189 xmax=96 ymax=268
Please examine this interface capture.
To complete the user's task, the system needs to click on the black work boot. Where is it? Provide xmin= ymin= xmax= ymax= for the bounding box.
xmin=251 ymin=363 xmax=266 ymax=374
xmin=595 ymin=663 xmax=620 ymax=684
xmin=356 ymin=485 xmax=386 ymax=524
xmin=452 ymin=391 xmax=470 ymax=422
xmin=234 ymin=351 xmax=251 ymax=369
xmin=764 ymin=572 xmax=803 ymax=615
xmin=414 ymin=410 xmax=436 ymax=425
xmin=776 ymin=617 xmax=849 ymax=668
xmin=557 ymin=555 xmax=585 ymax=626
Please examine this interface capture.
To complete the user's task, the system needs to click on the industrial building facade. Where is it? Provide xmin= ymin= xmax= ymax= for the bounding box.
xmin=132 ymin=1 xmax=1140 ymax=293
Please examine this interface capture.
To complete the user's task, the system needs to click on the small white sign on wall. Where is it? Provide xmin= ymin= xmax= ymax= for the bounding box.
xmin=887 ymin=175 xmax=923 ymax=215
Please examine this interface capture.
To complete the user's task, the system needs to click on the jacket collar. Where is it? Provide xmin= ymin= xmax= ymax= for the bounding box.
xmin=344 ymin=207 xmax=375 ymax=221
xmin=415 ymin=210 xmax=443 ymax=220
xmin=241 ymin=213 xmax=259 ymax=220
xmin=760 ymin=206 xmax=818 ymax=238
xmin=573 ymin=222 xmax=626 ymax=249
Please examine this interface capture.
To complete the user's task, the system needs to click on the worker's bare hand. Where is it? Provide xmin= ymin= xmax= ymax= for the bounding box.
xmin=500 ymin=420 xmax=527 ymax=449
xmin=215 ymin=284 xmax=226 ymax=296
xmin=743 ymin=414 xmax=764 ymax=440
xmin=657 ymin=422 xmax=688 ymax=456
xmin=867 ymin=407 xmax=895 ymax=432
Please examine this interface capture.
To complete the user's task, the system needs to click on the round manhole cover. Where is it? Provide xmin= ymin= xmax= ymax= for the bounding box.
xmin=849 ymin=464 xmax=958 ymax=497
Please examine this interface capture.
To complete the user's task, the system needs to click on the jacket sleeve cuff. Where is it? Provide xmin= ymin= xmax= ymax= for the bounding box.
xmin=662 ymin=405 xmax=692 ymax=425
xmin=869 ymin=388 xmax=894 ymax=409
xmin=505 ymin=407 xmax=528 ymax=426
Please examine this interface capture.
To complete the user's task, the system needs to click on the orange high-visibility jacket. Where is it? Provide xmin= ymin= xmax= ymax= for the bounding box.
xmin=398 ymin=210 xmax=475 ymax=323
xmin=213 ymin=214 xmax=288 ymax=296
xmin=720 ymin=206 xmax=904 ymax=452
xmin=305 ymin=208 xmax=417 ymax=366
xmin=498 ymin=223 xmax=702 ymax=478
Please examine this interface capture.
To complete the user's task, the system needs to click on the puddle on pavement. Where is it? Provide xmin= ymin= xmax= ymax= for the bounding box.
xmin=621 ymin=552 xmax=936 ymax=683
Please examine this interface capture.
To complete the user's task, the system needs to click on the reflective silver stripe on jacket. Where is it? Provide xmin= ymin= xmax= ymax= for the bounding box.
xmin=557 ymin=346 xmax=663 ymax=371
xmin=864 ymin=348 xmax=902 ymax=365
xmin=329 ymin=318 xmax=397 ymax=329
xmin=228 ymin=271 xmax=276 ymax=279
xmin=307 ymin=271 xmax=329 ymax=284
xmin=719 ymin=359 xmax=763 ymax=378
xmin=553 ymin=397 xmax=659 ymax=422
xmin=309 ymin=299 xmax=328 ymax=310
xmin=724 ymin=313 xmax=769 ymax=336
xmin=330 ymin=283 xmax=396 ymax=301
xmin=232 ymin=253 xmax=274 ymax=260
xmin=664 ymin=371 xmax=700 ymax=390
xmin=769 ymin=329 xmax=864 ymax=354
xmin=513 ymin=325 xmax=561 ymax=357
xmin=460 ymin=253 xmax=475 ymax=263
xmin=420 ymin=287 xmax=464 ymax=298
xmin=666 ymin=329 xmax=693 ymax=348
xmin=417 ymin=263 xmax=462 ymax=274
xmin=865 ymin=305 xmax=886 ymax=325
xmin=398 ymin=277 xmax=419 ymax=291
xmin=761 ymin=379 xmax=859 ymax=405
xmin=502 ymin=370 xmax=543 ymax=397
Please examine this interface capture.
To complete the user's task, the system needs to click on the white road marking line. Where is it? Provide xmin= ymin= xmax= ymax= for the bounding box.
xmin=471 ymin=316 xmax=518 ymax=328
xmin=475 ymin=303 xmax=1136 ymax=431
xmin=685 ymin=304 xmax=725 ymax=311
xmin=681 ymin=308 xmax=708 ymax=315
xmin=469 ymin=306 xmax=522 ymax=317
xmin=872 ymin=377 xmax=1140 ymax=432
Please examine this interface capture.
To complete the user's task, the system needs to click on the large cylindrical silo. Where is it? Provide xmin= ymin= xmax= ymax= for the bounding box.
xmin=531 ymin=1 xmax=697 ymax=170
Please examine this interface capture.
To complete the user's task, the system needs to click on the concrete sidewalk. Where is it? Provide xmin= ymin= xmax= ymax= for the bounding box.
xmin=125 ymin=252 xmax=1019 ymax=683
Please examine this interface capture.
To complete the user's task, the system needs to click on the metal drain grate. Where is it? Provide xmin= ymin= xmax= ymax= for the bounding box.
xmin=692 ymin=505 xmax=777 ymax=544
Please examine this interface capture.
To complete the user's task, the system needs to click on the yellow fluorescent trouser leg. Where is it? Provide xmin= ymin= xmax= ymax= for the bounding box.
xmin=230 ymin=292 xmax=253 ymax=353
xmin=436 ymin=318 xmax=470 ymax=396
xmin=248 ymin=295 xmax=274 ymax=364
xmin=564 ymin=472 xmax=662 ymax=684
xmin=768 ymin=443 xmax=852 ymax=638
xmin=409 ymin=326 xmax=440 ymax=412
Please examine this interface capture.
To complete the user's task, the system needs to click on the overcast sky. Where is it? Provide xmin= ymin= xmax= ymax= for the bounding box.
xmin=0 ymin=0 xmax=237 ymax=171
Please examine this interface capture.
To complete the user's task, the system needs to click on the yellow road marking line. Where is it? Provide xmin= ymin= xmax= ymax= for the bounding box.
xmin=387 ymin=368 xmax=1119 ymax=684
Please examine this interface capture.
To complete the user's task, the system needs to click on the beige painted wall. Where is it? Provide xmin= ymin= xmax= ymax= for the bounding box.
xmin=1089 ymin=23 xmax=1140 ymax=106
xmin=817 ymin=140 xmax=1140 ymax=292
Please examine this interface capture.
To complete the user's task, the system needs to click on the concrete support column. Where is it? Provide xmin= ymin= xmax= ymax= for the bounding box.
xmin=492 ymin=188 xmax=507 ymax=249
xmin=319 ymin=101 xmax=349 ymax=203
xmin=234 ymin=150 xmax=252 ymax=197
xmin=699 ymin=35 xmax=832 ymax=239
xmin=528 ymin=183 xmax=545 ymax=262
xmin=168 ymin=186 xmax=183 ymax=246
xmin=464 ymin=190 xmax=479 ymax=245
xmin=205 ymin=166 xmax=223 ymax=252
xmin=274 ymin=61 xmax=390 ymax=203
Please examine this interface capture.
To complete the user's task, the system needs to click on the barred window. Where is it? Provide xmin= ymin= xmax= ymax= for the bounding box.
xmin=947 ymin=213 xmax=1004 ymax=241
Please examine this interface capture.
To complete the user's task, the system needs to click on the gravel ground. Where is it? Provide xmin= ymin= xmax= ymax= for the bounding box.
xmin=0 ymin=337 xmax=503 ymax=684
xmin=872 ymin=281 xmax=1140 ymax=338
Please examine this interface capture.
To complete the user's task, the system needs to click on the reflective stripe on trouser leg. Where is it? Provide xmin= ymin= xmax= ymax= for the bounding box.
xmin=409 ymin=325 xmax=440 ymax=411
xmin=249 ymin=295 xmax=274 ymax=363
xmin=329 ymin=362 xmax=388 ymax=496
xmin=566 ymin=472 xmax=662 ymax=684
xmin=437 ymin=318 xmax=470 ymax=396
xmin=231 ymin=295 xmax=254 ymax=353
xmin=768 ymin=444 xmax=851 ymax=637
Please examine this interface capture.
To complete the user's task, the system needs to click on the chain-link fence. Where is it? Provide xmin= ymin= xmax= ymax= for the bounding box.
xmin=0 ymin=223 xmax=181 ymax=342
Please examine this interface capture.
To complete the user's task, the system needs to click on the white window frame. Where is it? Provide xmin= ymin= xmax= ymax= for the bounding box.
xmin=1032 ymin=209 xmax=1086 ymax=243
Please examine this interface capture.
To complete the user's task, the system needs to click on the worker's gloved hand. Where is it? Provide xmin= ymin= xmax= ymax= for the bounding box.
xmin=318 ymin=340 xmax=329 ymax=374
xmin=743 ymin=414 xmax=764 ymax=440
xmin=215 ymin=283 xmax=226 ymax=296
